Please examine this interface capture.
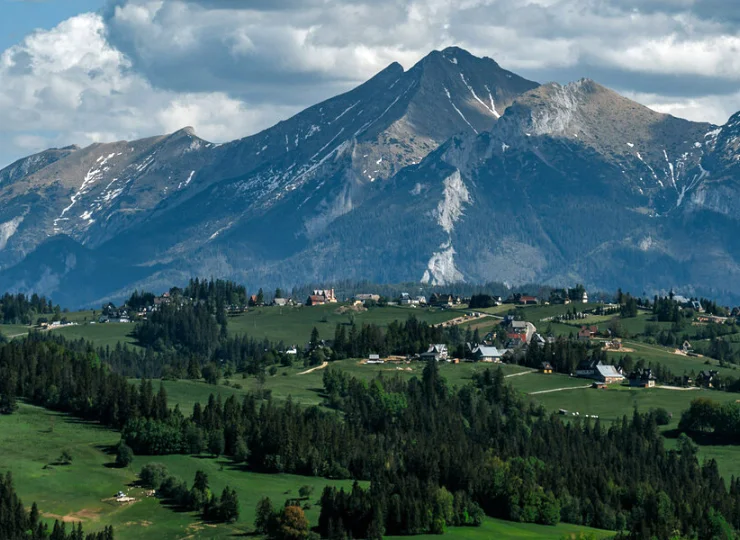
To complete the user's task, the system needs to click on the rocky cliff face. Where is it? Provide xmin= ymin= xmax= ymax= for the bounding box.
xmin=1 ymin=47 xmax=740 ymax=307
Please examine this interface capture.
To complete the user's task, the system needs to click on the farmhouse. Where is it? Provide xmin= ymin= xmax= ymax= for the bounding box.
xmin=356 ymin=294 xmax=380 ymax=303
xmin=311 ymin=289 xmax=337 ymax=304
xmin=628 ymin=369 xmax=657 ymax=388
xmin=576 ymin=358 xmax=601 ymax=377
xmin=576 ymin=358 xmax=625 ymax=383
xmin=420 ymin=344 xmax=449 ymax=362
xmin=594 ymin=365 xmax=625 ymax=385
xmin=505 ymin=319 xmax=536 ymax=344
xmin=541 ymin=362 xmax=553 ymax=374
xmin=577 ymin=325 xmax=599 ymax=342
xmin=470 ymin=345 xmax=506 ymax=363
xmin=429 ymin=293 xmax=458 ymax=307
xmin=307 ymin=295 xmax=326 ymax=306
xmin=519 ymin=295 xmax=538 ymax=305
xmin=367 ymin=354 xmax=384 ymax=364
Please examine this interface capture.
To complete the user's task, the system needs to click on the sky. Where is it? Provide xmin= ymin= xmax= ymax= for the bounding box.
xmin=1 ymin=0 xmax=740 ymax=168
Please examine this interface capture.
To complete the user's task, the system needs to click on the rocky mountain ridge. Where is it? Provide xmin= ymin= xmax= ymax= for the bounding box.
xmin=1 ymin=47 xmax=740 ymax=307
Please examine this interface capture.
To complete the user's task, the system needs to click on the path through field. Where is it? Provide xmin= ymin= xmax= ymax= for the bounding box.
xmin=656 ymin=385 xmax=700 ymax=391
xmin=528 ymin=385 xmax=592 ymax=395
xmin=504 ymin=369 xmax=537 ymax=378
xmin=298 ymin=361 xmax=329 ymax=375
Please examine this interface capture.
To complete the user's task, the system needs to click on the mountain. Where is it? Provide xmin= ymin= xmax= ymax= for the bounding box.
xmin=1 ymin=47 xmax=739 ymax=306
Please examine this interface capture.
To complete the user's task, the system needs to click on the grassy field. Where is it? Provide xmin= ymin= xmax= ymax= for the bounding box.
xmin=516 ymin=303 xmax=597 ymax=323
xmin=1 ymin=403 xmax=616 ymax=540
xmin=52 ymin=323 xmax=139 ymax=349
xmin=0 ymin=403 xmax=361 ymax=539
xmin=148 ymin=360 xmax=533 ymax=411
xmin=530 ymin=385 xmax=739 ymax=428
xmin=228 ymin=304 xmax=460 ymax=344
xmin=616 ymin=341 xmax=726 ymax=374
xmin=0 ymin=323 xmax=33 ymax=338
xmin=507 ymin=372 xmax=592 ymax=394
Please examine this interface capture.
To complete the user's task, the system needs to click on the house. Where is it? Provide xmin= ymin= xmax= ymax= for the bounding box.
xmin=367 ymin=354 xmax=384 ymax=364
xmin=285 ymin=346 xmax=298 ymax=355
xmin=420 ymin=344 xmax=449 ymax=362
xmin=594 ymin=365 xmax=625 ymax=384
xmin=519 ymin=295 xmax=538 ymax=305
xmin=355 ymin=294 xmax=380 ymax=304
xmin=541 ymin=362 xmax=553 ymax=374
xmin=592 ymin=381 xmax=608 ymax=389
xmin=429 ymin=293 xmax=454 ymax=307
xmin=306 ymin=295 xmax=326 ymax=306
xmin=532 ymin=333 xmax=553 ymax=348
xmin=582 ymin=291 xmax=589 ymax=304
xmin=273 ymin=298 xmax=291 ymax=307
xmin=505 ymin=319 xmax=537 ymax=344
xmin=691 ymin=300 xmax=704 ymax=313
xmin=312 ymin=289 xmax=337 ymax=303
xmin=471 ymin=345 xmax=505 ymax=363
xmin=628 ymin=369 xmax=656 ymax=388
xmin=577 ymin=325 xmax=599 ymax=342
xmin=576 ymin=358 xmax=602 ymax=378
xmin=416 ymin=296 xmax=428 ymax=305
xmin=682 ymin=340 xmax=692 ymax=353
xmin=399 ymin=292 xmax=419 ymax=305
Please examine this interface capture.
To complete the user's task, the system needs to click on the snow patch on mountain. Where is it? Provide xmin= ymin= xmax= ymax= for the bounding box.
xmin=460 ymin=74 xmax=498 ymax=118
xmin=0 ymin=216 xmax=23 ymax=250
xmin=444 ymin=87 xmax=478 ymax=134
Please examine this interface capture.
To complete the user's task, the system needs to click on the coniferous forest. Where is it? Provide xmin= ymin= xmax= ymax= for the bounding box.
xmin=6 ymin=283 xmax=740 ymax=538
xmin=1 ymin=327 xmax=740 ymax=538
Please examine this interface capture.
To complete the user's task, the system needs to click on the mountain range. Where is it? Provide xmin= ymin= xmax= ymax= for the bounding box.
xmin=1 ymin=46 xmax=739 ymax=307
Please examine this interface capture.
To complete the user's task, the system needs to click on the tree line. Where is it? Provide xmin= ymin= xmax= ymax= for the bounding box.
xmin=0 ymin=292 xmax=57 ymax=325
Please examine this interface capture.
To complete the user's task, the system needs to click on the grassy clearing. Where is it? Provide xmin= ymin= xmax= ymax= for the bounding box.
xmin=0 ymin=323 xmax=33 ymax=338
xmin=0 ymin=403 xmax=358 ymax=540
xmin=228 ymin=304 xmax=459 ymax=344
xmin=507 ymin=372 xmax=591 ymax=394
xmin=617 ymin=341 xmax=726 ymax=375
xmin=149 ymin=361 xmax=533 ymax=411
xmin=516 ymin=303 xmax=597 ymax=323
xmin=530 ymin=386 xmax=739 ymax=430
xmin=2 ymin=402 xmax=615 ymax=540
xmin=52 ymin=323 xmax=139 ymax=349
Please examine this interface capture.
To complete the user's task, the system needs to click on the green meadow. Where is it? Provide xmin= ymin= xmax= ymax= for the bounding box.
xmin=227 ymin=303 xmax=460 ymax=343
xmin=0 ymin=402 xmax=610 ymax=540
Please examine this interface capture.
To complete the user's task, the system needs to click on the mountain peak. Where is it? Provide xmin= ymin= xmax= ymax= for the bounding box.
xmin=173 ymin=126 xmax=197 ymax=137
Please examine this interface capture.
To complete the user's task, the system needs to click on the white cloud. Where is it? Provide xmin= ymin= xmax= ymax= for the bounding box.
xmin=0 ymin=9 xmax=296 ymax=164
xmin=622 ymin=90 xmax=740 ymax=126
xmin=2 ymin=0 xmax=740 ymax=166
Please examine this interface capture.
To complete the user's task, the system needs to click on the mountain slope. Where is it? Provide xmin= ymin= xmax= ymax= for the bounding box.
xmin=3 ymin=48 xmax=740 ymax=306
xmin=0 ymin=48 xmax=538 ymax=277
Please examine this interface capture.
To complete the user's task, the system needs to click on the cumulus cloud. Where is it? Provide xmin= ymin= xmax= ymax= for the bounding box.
xmin=1 ymin=0 xmax=740 ymax=167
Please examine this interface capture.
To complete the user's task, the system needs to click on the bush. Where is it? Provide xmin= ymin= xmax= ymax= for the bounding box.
xmin=139 ymin=462 xmax=169 ymax=490
xmin=115 ymin=442 xmax=134 ymax=468
xmin=651 ymin=407 xmax=672 ymax=426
